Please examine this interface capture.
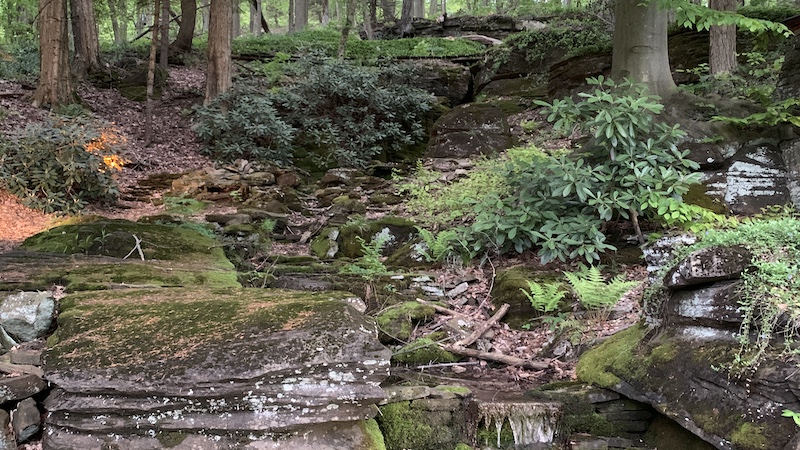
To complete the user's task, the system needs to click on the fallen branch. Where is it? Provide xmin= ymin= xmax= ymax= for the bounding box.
xmin=445 ymin=346 xmax=550 ymax=370
xmin=416 ymin=298 xmax=472 ymax=319
xmin=416 ymin=361 xmax=480 ymax=370
xmin=452 ymin=303 xmax=509 ymax=348
xmin=123 ymin=234 xmax=145 ymax=261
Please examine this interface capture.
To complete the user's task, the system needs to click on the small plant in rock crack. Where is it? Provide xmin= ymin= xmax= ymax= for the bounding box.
xmin=340 ymin=234 xmax=389 ymax=280
xmin=565 ymin=265 xmax=637 ymax=310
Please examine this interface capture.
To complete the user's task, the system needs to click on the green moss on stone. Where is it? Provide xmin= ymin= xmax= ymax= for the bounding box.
xmin=156 ymin=431 xmax=188 ymax=448
xmin=393 ymin=338 xmax=459 ymax=365
xmin=435 ymin=385 xmax=472 ymax=396
xmin=45 ymin=287 xmax=361 ymax=371
xmin=376 ymin=302 xmax=436 ymax=342
xmin=731 ymin=422 xmax=768 ymax=450
xmin=576 ymin=324 xmax=648 ymax=388
xmin=360 ymin=418 xmax=388 ymax=450
xmin=453 ymin=444 xmax=473 ymax=450
xmin=378 ymin=402 xmax=443 ymax=450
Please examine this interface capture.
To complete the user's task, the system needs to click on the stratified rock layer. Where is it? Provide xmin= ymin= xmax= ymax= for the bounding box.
xmin=43 ymin=287 xmax=391 ymax=449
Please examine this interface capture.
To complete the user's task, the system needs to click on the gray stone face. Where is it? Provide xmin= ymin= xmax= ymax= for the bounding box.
xmin=42 ymin=288 xmax=391 ymax=449
xmin=426 ymin=104 xmax=514 ymax=158
xmin=664 ymin=245 xmax=751 ymax=290
xmin=703 ymin=144 xmax=789 ymax=215
xmin=12 ymin=398 xmax=40 ymax=444
xmin=668 ymin=281 xmax=743 ymax=329
xmin=0 ymin=291 xmax=56 ymax=343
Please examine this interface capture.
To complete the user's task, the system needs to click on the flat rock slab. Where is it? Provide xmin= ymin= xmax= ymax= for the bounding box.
xmin=43 ymin=287 xmax=391 ymax=448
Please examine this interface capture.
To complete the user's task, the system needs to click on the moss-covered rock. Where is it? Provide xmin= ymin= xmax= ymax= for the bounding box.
xmin=392 ymin=338 xmax=459 ymax=365
xmin=491 ymin=267 xmax=565 ymax=329
xmin=376 ymin=302 xmax=436 ymax=343
xmin=377 ymin=400 xmax=460 ymax=450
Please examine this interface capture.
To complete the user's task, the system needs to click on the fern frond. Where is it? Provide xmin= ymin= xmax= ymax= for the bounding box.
xmin=521 ymin=280 xmax=567 ymax=313
xmin=565 ymin=266 xmax=637 ymax=310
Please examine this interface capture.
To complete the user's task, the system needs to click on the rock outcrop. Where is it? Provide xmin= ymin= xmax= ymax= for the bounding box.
xmin=578 ymin=242 xmax=800 ymax=450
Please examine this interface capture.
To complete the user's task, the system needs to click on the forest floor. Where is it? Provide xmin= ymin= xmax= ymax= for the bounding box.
xmin=0 ymin=68 xmax=645 ymax=393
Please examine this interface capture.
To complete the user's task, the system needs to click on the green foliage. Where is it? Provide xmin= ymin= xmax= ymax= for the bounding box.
xmin=521 ymin=279 xmax=567 ymax=313
xmin=0 ymin=42 xmax=39 ymax=83
xmin=340 ymin=234 xmax=389 ymax=280
xmin=502 ymin=16 xmax=611 ymax=61
xmin=740 ymin=3 xmax=800 ymax=23
xmin=564 ymin=266 xmax=637 ymax=310
xmin=415 ymin=227 xmax=464 ymax=263
xmin=395 ymin=156 xmax=510 ymax=227
xmin=782 ymin=409 xmax=800 ymax=427
xmin=680 ymin=51 xmax=785 ymax=105
xmin=464 ymin=77 xmax=702 ymax=263
xmin=657 ymin=0 xmax=792 ymax=36
xmin=232 ymin=29 xmax=484 ymax=60
xmin=194 ymin=59 xmax=433 ymax=168
xmin=0 ymin=117 xmax=120 ymax=214
xmin=713 ymin=98 xmax=800 ymax=127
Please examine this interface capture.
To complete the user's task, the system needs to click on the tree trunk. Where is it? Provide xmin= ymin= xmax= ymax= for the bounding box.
xmin=69 ymin=0 xmax=101 ymax=77
xmin=33 ymin=0 xmax=74 ymax=108
xmin=145 ymin=0 xmax=161 ymax=146
xmin=611 ymin=0 xmax=676 ymax=99
xmin=107 ymin=0 xmax=124 ymax=44
xmin=288 ymin=0 xmax=295 ymax=32
xmin=232 ymin=0 xmax=241 ymax=37
xmin=337 ymin=0 xmax=357 ymax=58
xmin=398 ymin=0 xmax=412 ymax=36
xmin=246 ymin=0 xmax=269 ymax=33
xmin=412 ymin=0 xmax=423 ymax=17
xmin=709 ymin=0 xmax=738 ymax=75
xmin=322 ymin=0 xmax=330 ymax=25
xmin=159 ymin=0 xmax=170 ymax=68
xmin=173 ymin=0 xmax=197 ymax=52
xmin=205 ymin=0 xmax=232 ymax=105
xmin=295 ymin=0 xmax=308 ymax=31
xmin=428 ymin=0 xmax=436 ymax=18
xmin=201 ymin=1 xmax=210 ymax=34
xmin=380 ymin=0 xmax=394 ymax=21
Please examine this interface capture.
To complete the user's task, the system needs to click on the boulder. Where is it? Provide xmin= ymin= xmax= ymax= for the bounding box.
xmin=43 ymin=287 xmax=391 ymax=449
xmin=426 ymin=103 xmax=514 ymax=158
xmin=0 ymin=291 xmax=56 ymax=343
xmin=775 ymin=34 xmax=800 ymax=102
xmin=407 ymin=60 xmax=472 ymax=107
xmin=11 ymin=398 xmax=39 ymax=444
xmin=664 ymin=245 xmax=752 ymax=290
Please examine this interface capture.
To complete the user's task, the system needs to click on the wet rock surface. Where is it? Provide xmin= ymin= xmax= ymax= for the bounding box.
xmin=43 ymin=287 xmax=391 ymax=448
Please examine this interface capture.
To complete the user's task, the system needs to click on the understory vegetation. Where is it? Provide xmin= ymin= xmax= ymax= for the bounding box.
xmin=193 ymin=58 xmax=433 ymax=168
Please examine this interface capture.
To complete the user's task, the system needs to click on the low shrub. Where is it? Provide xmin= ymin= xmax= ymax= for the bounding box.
xmin=0 ymin=117 xmax=124 ymax=214
xmin=194 ymin=59 xmax=433 ymax=168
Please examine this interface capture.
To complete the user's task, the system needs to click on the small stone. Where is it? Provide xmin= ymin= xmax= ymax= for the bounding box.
xmin=11 ymin=398 xmax=39 ymax=444
xmin=0 ymin=292 xmax=56 ymax=343
xmin=276 ymin=172 xmax=302 ymax=188
xmin=446 ymin=282 xmax=469 ymax=299
xmin=0 ymin=375 xmax=46 ymax=403
xmin=0 ymin=409 xmax=12 ymax=450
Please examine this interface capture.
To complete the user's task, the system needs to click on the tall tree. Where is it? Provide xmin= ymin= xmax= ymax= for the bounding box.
xmin=70 ymin=0 xmax=101 ymax=76
xmin=247 ymin=0 xmax=269 ymax=33
xmin=294 ymin=0 xmax=308 ymax=31
xmin=611 ymin=0 xmax=676 ymax=98
xmin=709 ymin=0 xmax=738 ymax=74
xmin=380 ymin=0 xmax=394 ymax=21
xmin=232 ymin=0 xmax=241 ymax=37
xmin=33 ymin=0 xmax=74 ymax=107
xmin=398 ymin=0 xmax=412 ymax=36
xmin=107 ymin=0 xmax=129 ymax=45
xmin=204 ymin=0 xmax=232 ymax=104
xmin=172 ymin=0 xmax=197 ymax=52
xmin=145 ymin=0 xmax=162 ymax=145
xmin=337 ymin=0 xmax=356 ymax=58
xmin=159 ymin=0 xmax=170 ymax=68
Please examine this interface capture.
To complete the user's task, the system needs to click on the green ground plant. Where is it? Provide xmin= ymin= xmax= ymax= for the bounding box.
xmin=565 ymin=266 xmax=638 ymax=310
xmin=194 ymin=58 xmax=433 ymax=168
xmin=340 ymin=234 xmax=389 ymax=280
xmin=0 ymin=42 xmax=39 ymax=84
xmin=0 ymin=117 xmax=122 ymax=214
xmin=464 ymin=77 xmax=704 ymax=263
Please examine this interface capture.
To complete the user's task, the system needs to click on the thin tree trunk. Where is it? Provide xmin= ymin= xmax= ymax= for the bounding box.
xmin=288 ymin=0 xmax=295 ymax=32
xmin=398 ymin=0 xmax=412 ymax=36
xmin=295 ymin=0 xmax=307 ymax=31
xmin=338 ymin=0 xmax=357 ymax=58
xmin=232 ymin=0 xmax=241 ymax=37
xmin=363 ymin=0 xmax=375 ymax=39
xmin=412 ymin=0 xmax=423 ymax=17
xmin=173 ymin=0 xmax=197 ymax=52
xmin=205 ymin=0 xmax=232 ymax=104
xmin=201 ymin=1 xmax=210 ymax=34
xmin=428 ymin=0 xmax=436 ymax=18
xmin=108 ymin=0 xmax=123 ymax=44
xmin=159 ymin=0 xmax=170 ymax=68
xmin=611 ymin=0 xmax=676 ymax=98
xmin=145 ymin=0 xmax=161 ymax=146
xmin=709 ymin=0 xmax=738 ymax=75
xmin=322 ymin=0 xmax=330 ymax=25
xmin=33 ymin=0 xmax=74 ymax=108
xmin=246 ymin=0 xmax=269 ymax=33
xmin=380 ymin=0 xmax=395 ymax=21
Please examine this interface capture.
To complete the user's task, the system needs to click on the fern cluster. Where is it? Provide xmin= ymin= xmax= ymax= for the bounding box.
xmin=521 ymin=280 xmax=567 ymax=313
xmin=565 ymin=266 xmax=638 ymax=310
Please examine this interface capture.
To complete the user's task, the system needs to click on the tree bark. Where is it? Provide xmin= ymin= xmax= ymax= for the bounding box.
xmin=398 ymin=0 xmax=413 ymax=36
xmin=611 ymin=0 xmax=676 ymax=98
xmin=294 ymin=0 xmax=308 ymax=31
xmin=709 ymin=0 xmax=738 ymax=75
xmin=33 ymin=0 xmax=74 ymax=108
xmin=380 ymin=0 xmax=394 ymax=21
xmin=204 ymin=0 xmax=233 ymax=105
xmin=107 ymin=0 xmax=128 ymax=45
xmin=159 ymin=0 xmax=170 ymax=68
xmin=246 ymin=0 xmax=269 ymax=33
xmin=173 ymin=0 xmax=197 ymax=52
xmin=322 ymin=0 xmax=330 ymax=25
xmin=337 ymin=0 xmax=357 ymax=58
xmin=69 ymin=0 xmax=101 ymax=77
xmin=145 ymin=0 xmax=161 ymax=146
xmin=232 ymin=0 xmax=241 ymax=37
xmin=412 ymin=0 xmax=423 ymax=17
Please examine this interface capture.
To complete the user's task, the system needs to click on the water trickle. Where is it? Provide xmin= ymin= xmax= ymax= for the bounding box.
xmin=476 ymin=401 xmax=560 ymax=448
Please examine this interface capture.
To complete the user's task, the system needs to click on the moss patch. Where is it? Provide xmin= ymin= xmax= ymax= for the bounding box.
xmin=376 ymin=302 xmax=436 ymax=343
xmin=576 ymin=324 xmax=649 ymax=388
xmin=393 ymin=338 xmax=459 ymax=365
xmin=377 ymin=401 xmax=456 ymax=450
xmin=46 ymin=287 xmax=363 ymax=371
xmin=360 ymin=418 xmax=387 ymax=450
